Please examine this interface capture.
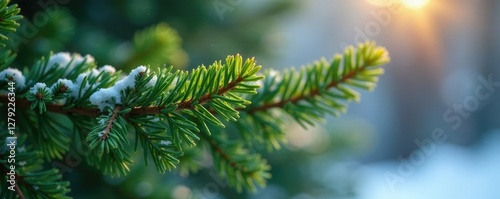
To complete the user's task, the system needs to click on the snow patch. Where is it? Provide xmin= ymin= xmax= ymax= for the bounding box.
xmin=147 ymin=115 xmax=160 ymax=122
xmin=160 ymin=140 xmax=172 ymax=146
xmin=89 ymin=87 xmax=122 ymax=111
xmin=0 ymin=68 xmax=26 ymax=88
xmin=89 ymin=66 xmax=156 ymax=111
xmin=99 ymin=65 xmax=117 ymax=74
xmin=51 ymin=78 xmax=74 ymax=92
xmin=46 ymin=52 xmax=72 ymax=72
xmin=71 ymin=70 xmax=100 ymax=98
xmin=114 ymin=65 xmax=157 ymax=91
xmin=147 ymin=75 xmax=158 ymax=87
xmin=46 ymin=52 xmax=95 ymax=75
xmin=72 ymin=54 xmax=95 ymax=68
xmin=30 ymin=82 xmax=51 ymax=95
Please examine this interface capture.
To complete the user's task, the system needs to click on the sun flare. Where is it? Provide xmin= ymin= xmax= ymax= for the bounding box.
xmin=401 ymin=0 xmax=430 ymax=9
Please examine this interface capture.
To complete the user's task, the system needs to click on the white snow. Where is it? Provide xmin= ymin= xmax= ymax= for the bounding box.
xmin=71 ymin=54 xmax=95 ymax=68
xmin=114 ymin=78 xmax=136 ymax=92
xmin=268 ymin=69 xmax=279 ymax=78
xmin=129 ymin=65 xmax=147 ymax=77
xmin=46 ymin=52 xmax=71 ymax=72
xmin=89 ymin=69 xmax=100 ymax=77
xmin=147 ymin=75 xmax=158 ymax=87
xmin=71 ymin=69 xmax=101 ymax=98
xmin=89 ymin=87 xmax=122 ymax=111
xmin=0 ymin=68 xmax=26 ymax=89
xmin=98 ymin=65 xmax=117 ymax=74
xmin=168 ymin=77 xmax=178 ymax=91
xmin=89 ymin=66 xmax=157 ymax=111
xmin=114 ymin=65 xmax=157 ymax=91
xmin=113 ymin=66 xmax=146 ymax=91
xmin=51 ymin=78 xmax=74 ymax=93
xmin=160 ymin=140 xmax=172 ymax=146
xmin=267 ymin=69 xmax=281 ymax=91
xmin=71 ymin=73 xmax=90 ymax=98
xmin=46 ymin=52 xmax=95 ymax=75
xmin=30 ymin=82 xmax=50 ymax=95
xmin=146 ymin=115 xmax=160 ymax=122
xmin=151 ymin=117 xmax=160 ymax=122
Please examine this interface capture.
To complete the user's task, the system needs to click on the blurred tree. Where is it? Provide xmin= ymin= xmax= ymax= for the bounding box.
xmin=10 ymin=0 xmax=297 ymax=70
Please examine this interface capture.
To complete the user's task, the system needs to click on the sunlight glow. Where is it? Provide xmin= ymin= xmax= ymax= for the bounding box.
xmin=365 ymin=0 xmax=392 ymax=7
xmin=401 ymin=0 xmax=430 ymax=9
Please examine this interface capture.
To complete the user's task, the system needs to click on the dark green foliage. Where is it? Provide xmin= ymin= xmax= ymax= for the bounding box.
xmin=0 ymin=132 xmax=71 ymax=198
xmin=202 ymin=129 xmax=271 ymax=192
xmin=235 ymin=43 xmax=390 ymax=151
xmin=0 ymin=0 xmax=21 ymax=47
xmin=120 ymin=23 xmax=186 ymax=71
xmin=86 ymin=111 xmax=132 ymax=177
xmin=0 ymin=50 xmax=15 ymax=70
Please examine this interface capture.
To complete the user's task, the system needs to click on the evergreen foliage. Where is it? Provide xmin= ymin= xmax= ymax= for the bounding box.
xmin=0 ymin=1 xmax=390 ymax=198
xmin=120 ymin=23 xmax=186 ymax=71
xmin=0 ymin=0 xmax=21 ymax=47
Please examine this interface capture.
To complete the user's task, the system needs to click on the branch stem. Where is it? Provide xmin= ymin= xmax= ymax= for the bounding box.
xmin=14 ymin=182 xmax=25 ymax=199
xmin=0 ymin=77 xmax=243 ymax=117
xmin=247 ymin=68 xmax=364 ymax=113
xmin=0 ymin=165 xmax=25 ymax=199
xmin=201 ymin=133 xmax=246 ymax=172
xmin=101 ymin=106 xmax=121 ymax=140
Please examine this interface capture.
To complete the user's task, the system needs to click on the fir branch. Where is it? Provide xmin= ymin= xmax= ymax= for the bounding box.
xmin=129 ymin=115 xmax=182 ymax=173
xmin=0 ymin=76 xmax=243 ymax=117
xmin=101 ymin=106 xmax=121 ymax=140
xmin=0 ymin=96 xmax=99 ymax=116
xmin=0 ymin=50 xmax=15 ymax=70
xmin=0 ymin=165 xmax=24 ymax=198
xmin=247 ymin=67 xmax=361 ymax=113
xmin=175 ymin=144 xmax=203 ymax=176
xmin=13 ymin=182 xmax=24 ymax=199
xmin=128 ymin=76 xmax=244 ymax=116
xmin=177 ymin=76 xmax=244 ymax=110
xmin=0 ymin=30 xmax=390 ymax=195
xmin=15 ymin=111 xmax=71 ymax=161
xmin=246 ymin=42 xmax=389 ymax=115
xmin=0 ymin=55 xmax=258 ymax=118
xmin=234 ymin=42 xmax=390 ymax=151
xmin=202 ymin=131 xmax=271 ymax=192
xmin=0 ymin=134 xmax=71 ymax=199
xmin=0 ymin=0 xmax=22 ymax=47
xmin=85 ymin=108 xmax=133 ymax=176
xmin=205 ymin=134 xmax=242 ymax=170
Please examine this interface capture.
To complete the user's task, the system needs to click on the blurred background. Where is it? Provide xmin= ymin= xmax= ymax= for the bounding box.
xmin=8 ymin=0 xmax=500 ymax=198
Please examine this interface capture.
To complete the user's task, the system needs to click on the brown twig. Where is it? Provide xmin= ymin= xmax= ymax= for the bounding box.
xmin=100 ymin=106 xmax=121 ymax=140
xmin=202 ymin=134 xmax=245 ymax=171
xmin=246 ymin=68 xmax=364 ymax=114
xmin=14 ymin=182 xmax=25 ymax=199
xmin=0 ymin=67 xmax=365 ymax=119
xmin=0 ymin=77 xmax=244 ymax=118
xmin=0 ymin=165 xmax=25 ymax=199
xmin=129 ymin=77 xmax=243 ymax=116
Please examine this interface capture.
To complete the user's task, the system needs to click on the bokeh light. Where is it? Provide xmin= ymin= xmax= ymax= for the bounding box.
xmin=401 ymin=0 xmax=430 ymax=9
